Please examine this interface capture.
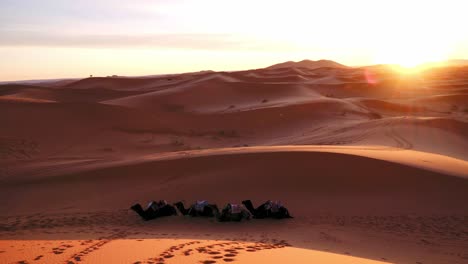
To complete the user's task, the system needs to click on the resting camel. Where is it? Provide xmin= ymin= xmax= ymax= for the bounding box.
xmin=174 ymin=200 xmax=218 ymax=217
xmin=131 ymin=200 xmax=177 ymax=221
xmin=242 ymin=200 xmax=293 ymax=219
xmin=211 ymin=203 xmax=252 ymax=222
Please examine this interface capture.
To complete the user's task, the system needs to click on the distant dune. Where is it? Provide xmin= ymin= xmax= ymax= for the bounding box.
xmin=1 ymin=61 xmax=467 ymax=264
xmin=266 ymin=59 xmax=349 ymax=70
xmin=446 ymin=59 xmax=468 ymax=66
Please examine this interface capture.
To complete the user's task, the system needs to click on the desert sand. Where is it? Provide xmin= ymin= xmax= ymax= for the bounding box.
xmin=0 ymin=60 xmax=467 ymax=264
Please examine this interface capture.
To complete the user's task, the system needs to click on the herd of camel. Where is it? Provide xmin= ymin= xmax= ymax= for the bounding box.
xmin=131 ymin=200 xmax=293 ymax=222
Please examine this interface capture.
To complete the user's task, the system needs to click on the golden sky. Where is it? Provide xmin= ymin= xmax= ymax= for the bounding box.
xmin=1 ymin=0 xmax=467 ymax=81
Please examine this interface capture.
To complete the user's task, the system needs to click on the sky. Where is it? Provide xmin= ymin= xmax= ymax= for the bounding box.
xmin=0 ymin=0 xmax=467 ymax=81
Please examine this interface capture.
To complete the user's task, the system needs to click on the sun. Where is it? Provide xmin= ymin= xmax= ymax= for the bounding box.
xmin=373 ymin=38 xmax=450 ymax=71
xmin=369 ymin=3 xmax=453 ymax=72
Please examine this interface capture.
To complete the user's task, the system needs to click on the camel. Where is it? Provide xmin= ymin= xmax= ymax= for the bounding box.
xmin=211 ymin=203 xmax=252 ymax=222
xmin=174 ymin=200 xmax=217 ymax=217
xmin=130 ymin=200 xmax=177 ymax=221
xmin=242 ymin=200 xmax=293 ymax=219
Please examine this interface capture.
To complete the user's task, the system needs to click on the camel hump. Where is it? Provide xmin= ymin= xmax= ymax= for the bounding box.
xmin=148 ymin=200 xmax=169 ymax=211
xmin=229 ymin=204 xmax=242 ymax=214
xmin=265 ymin=200 xmax=282 ymax=212
xmin=194 ymin=200 xmax=209 ymax=212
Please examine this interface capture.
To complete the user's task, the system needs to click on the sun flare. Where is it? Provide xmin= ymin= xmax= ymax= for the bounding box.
xmin=372 ymin=30 xmax=452 ymax=70
xmin=374 ymin=43 xmax=449 ymax=70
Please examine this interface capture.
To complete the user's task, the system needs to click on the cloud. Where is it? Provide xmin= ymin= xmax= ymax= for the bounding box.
xmin=0 ymin=31 xmax=297 ymax=51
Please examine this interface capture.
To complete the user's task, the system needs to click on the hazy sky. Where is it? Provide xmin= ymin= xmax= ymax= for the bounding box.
xmin=1 ymin=0 xmax=467 ymax=81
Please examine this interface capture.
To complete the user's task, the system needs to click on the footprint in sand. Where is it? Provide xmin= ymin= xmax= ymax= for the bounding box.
xmin=319 ymin=231 xmax=342 ymax=243
xmin=136 ymin=239 xmax=291 ymax=264
xmin=64 ymin=231 xmax=128 ymax=263
xmin=183 ymin=249 xmax=193 ymax=256
xmin=138 ymin=241 xmax=203 ymax=264
xmin=52 ymin=247 xmax=65 ymax=255
xmin=202 ymin=239 xmax=291 ymax=263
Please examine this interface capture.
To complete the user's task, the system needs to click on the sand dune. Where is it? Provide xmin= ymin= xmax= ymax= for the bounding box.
xmin=1 ymin=63 xmax=467 ymax=263
xmin=0 ymin=85 xmax=142 ymax=103
xmin=3 ymin=146 xmax=467 ymax=213
xmin=1 ymin=146 xmax=467 ymax=263
xmin=266 ymin=59 xmax=349 ymax=70
xmin=102 ymin=81 xmax=321 ymax=113
xmin=64 ymin=77 xmax=171 ymax=91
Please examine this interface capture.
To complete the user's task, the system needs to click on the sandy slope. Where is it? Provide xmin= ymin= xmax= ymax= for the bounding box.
xmin=1 ymin=63 xmax=468 ymax=264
